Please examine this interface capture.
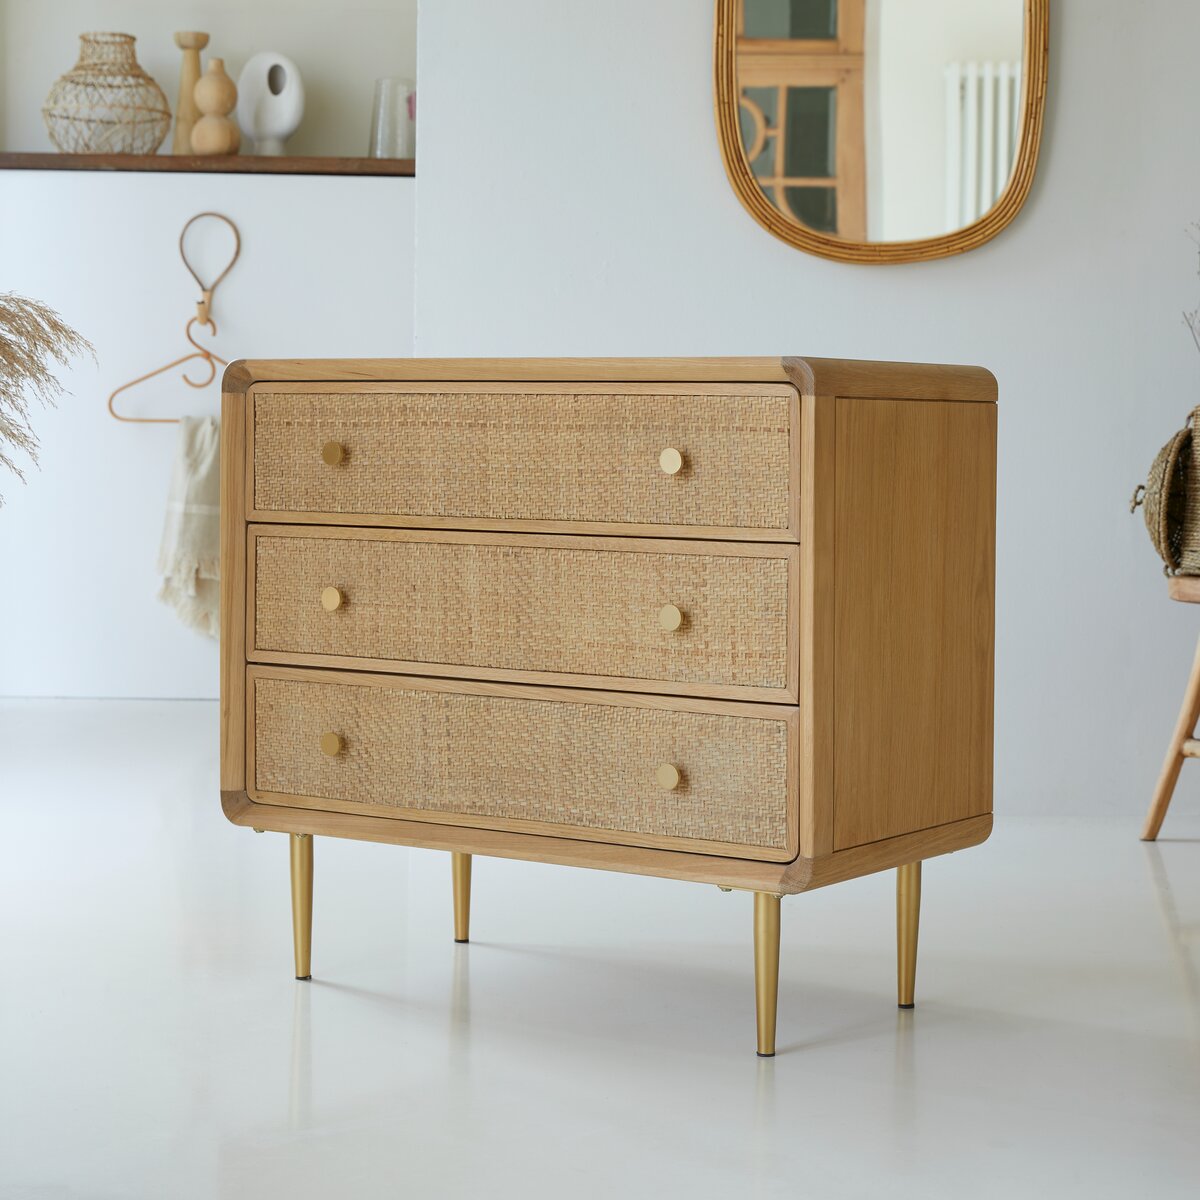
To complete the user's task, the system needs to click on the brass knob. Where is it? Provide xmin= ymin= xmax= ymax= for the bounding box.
xmin=320 ymin=586 xmax=344 ymax=612
xmin=656 ymin=763 xmax=681 ymax=791
xmin=321 ymin=440 xmax=346 ymax=466
xmin=319 ymin=732 xmax=343 ymax=757
xmin=659 ymin=447 xmax=683 ymax=475
xmin=659 ymin=604 xmax=683 ymax=632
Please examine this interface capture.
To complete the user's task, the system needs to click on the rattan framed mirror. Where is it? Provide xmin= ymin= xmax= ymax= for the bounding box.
xmin=714 ymin=0 xmax=1049 ymax=263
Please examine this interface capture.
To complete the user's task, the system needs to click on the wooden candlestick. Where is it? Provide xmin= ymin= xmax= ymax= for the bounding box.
xmin=191 ymin=58 xmax=240 ymax=156
xmin=172 ymin=32 xmax=209 ymax=154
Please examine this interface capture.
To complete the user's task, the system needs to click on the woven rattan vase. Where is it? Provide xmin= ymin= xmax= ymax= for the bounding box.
xmin=43 ymin=33 xmax=170 ymax=155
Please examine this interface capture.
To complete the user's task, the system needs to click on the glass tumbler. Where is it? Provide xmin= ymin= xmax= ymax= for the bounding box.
xmin=368 ymin=77 xmax=415 ymax=158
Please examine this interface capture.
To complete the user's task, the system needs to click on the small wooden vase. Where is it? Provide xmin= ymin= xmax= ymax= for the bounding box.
xmin=191 ymin=58 xmax=240 ymax=156
xmin=172 ymin=31 xmax=208 ymax=154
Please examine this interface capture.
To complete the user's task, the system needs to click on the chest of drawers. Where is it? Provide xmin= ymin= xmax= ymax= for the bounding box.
xmin=220 ymin=356 xmax=997 ymax=1056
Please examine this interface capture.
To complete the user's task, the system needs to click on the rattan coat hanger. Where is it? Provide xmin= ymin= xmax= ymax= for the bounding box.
xmin=107 ymin=212 xmax=241 ymax=424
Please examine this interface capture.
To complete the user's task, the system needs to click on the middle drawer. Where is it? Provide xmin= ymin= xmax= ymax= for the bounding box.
xmin=248 ymin=526 xmax=799 ymax=702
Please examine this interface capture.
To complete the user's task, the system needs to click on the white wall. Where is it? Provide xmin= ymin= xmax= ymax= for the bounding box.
xmin=412 ymin=0 xmax=1200 ymax=818
xmin=868 ymin=0 xmax=1023 ymax=240
xmin=0 ymin=0 xmax=418 ymax=157
xmin=0 ymin=172 xmax=415 ymax=697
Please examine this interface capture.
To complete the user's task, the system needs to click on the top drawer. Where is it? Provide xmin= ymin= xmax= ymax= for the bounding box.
xmin=249 ymin=383 xmax=800 ymax=540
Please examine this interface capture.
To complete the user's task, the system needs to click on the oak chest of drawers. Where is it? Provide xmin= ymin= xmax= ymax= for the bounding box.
xmin=220 ymin=356 xmax=997 ymax=1056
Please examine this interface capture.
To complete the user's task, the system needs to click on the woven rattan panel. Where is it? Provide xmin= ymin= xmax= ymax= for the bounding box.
xmin=254 ymin=534 xmax=791 ymax=689
xmin=253 ymin=676 xmax=791 ymax=853
xmin=252 ymin=390 xmax=792 ymax=529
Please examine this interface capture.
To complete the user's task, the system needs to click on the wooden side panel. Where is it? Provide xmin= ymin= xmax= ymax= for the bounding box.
xmin=832 ymin=397 xmax=996 ymax=850
xmin=219 ymin=387 xmax=247 ymax=791
xmin=798 ymin=392 xmax=836 ymax=858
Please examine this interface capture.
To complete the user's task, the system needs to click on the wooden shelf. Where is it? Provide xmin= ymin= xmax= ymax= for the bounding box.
xmin=0 ymin=152 xmax=414 ymax=177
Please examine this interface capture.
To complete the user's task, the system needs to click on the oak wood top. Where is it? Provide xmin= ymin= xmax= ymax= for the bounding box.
xmin=223 ymin=357 xmax=998 ymax=403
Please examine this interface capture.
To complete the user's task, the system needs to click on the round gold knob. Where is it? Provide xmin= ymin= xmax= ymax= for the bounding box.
xmin=319 ymin=732 xmax=343 ymax=757
xmin=656 ymin=763 xmax=681 ymax=791
xmin=320 ymin=586 xmax=344 ymax=612
xmin=659 ymin=447 xmax=683 ymax=475
xmin=321 ymin=440 xmax=345 ymax=466
xmin=659 ymin=604 xmax=683 ymax=632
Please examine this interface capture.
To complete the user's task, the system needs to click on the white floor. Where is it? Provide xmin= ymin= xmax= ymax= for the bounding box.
xmin=2 ymin=700 xmax=1199 ymax=1199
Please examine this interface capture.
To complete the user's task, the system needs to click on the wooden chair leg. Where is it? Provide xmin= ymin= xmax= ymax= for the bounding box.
xmin=1143 ymin=632 xmax=1200 ymax=841
xmin=897 ymin=861 xmax=921 ymax=1008
xmin=754 ymin=892 xmax=781 ymax=1057
xmin=452 ymin=852 xmax=472 ymax=943
xmin=290 ymin=834 xmax=313 ymax=980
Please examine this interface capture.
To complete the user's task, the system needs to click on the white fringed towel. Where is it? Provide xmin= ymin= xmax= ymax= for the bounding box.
xmin=157 ymin=415 xmax=221 ymax=638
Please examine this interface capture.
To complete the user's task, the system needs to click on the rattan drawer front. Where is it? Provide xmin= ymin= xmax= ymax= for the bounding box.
xmin=249 ymin=527 xmax=798 ymax=702
xmin=249 ymin=382 xmax=799 ymax=539
xmin=249 ymin=668 xmax=797 ymax=860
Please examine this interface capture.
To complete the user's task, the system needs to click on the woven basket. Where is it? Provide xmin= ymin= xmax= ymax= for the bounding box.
xmin=42 ymin=33 xmax=170 ymax=155
xmin=1133 ymin=411 xmax=1200 ymax=573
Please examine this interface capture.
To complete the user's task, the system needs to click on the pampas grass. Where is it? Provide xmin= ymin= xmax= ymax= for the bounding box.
xmin=0 ymin=293 xmax=93 ymax=504
xmin=1184 ymin=223 xmax=1200 ymax=358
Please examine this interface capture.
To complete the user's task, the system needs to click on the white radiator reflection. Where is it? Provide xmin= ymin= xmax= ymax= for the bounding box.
xmin=945 ymin=60 xmax=1022 ymax=229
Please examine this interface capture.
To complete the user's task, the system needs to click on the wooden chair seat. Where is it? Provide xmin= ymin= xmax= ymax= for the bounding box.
xmin=1169 ymin=576 xmax=1200 ymax=603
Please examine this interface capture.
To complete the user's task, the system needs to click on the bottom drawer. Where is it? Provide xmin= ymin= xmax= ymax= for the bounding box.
xmin=248 ymin=667 xmax=798 ymax=861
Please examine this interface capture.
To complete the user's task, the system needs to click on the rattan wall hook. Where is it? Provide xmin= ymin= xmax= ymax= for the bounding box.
xmin=107 ymin=212 xmax=240 ymax=424
xmin=180 ymin=211 xmax=240 ymax=325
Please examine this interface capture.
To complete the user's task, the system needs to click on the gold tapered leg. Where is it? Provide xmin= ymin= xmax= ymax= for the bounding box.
xmin=1143 ymin=632 xmax=1200 ymax=840
xmin=290 ymin=833 xmax=313 ymax=980
xmin=452 ymin=852 xmax=472 ymax=943
xmin=897 ymin=861 xmax=921 ymax=1008
xmin=754 ymin=892 xmax=781 ymax=1057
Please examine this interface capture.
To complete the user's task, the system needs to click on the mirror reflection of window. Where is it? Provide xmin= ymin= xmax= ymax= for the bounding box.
xmin=743 ymin=0 xmax=838 ymax=40
xmin=737 ymin=0 xmax=865 ymax=239
xmin=736 ymin=0 xmax=1024 ymax=244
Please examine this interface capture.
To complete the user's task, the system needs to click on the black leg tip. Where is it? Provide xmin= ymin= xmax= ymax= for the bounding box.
xmin=898 ymin=1002 xmax=914 ymax=1009
xmin=296 ymin=974 xmax=312 ymax=981
xmin=454 ymin=937 xmax=469 ymax=944
xmin=756 ymin=1051 xmax=776 ymax=1058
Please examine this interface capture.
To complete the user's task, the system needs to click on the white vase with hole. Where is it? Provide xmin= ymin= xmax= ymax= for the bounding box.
xmin=236 ymin=52 xmax=304 ymax=155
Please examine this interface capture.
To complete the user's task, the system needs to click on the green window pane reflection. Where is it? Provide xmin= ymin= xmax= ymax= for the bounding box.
xmin=784 ymin=187 xmax=837 ymax=232
xmin=743 ymin=0 xmax=837 ymax=40
xmin=784 ymin=87 xmax=835 ymax=178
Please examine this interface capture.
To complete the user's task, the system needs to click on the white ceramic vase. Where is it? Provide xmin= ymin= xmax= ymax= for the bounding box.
xmin=236 ymin=51 xmax=304 ymax=155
